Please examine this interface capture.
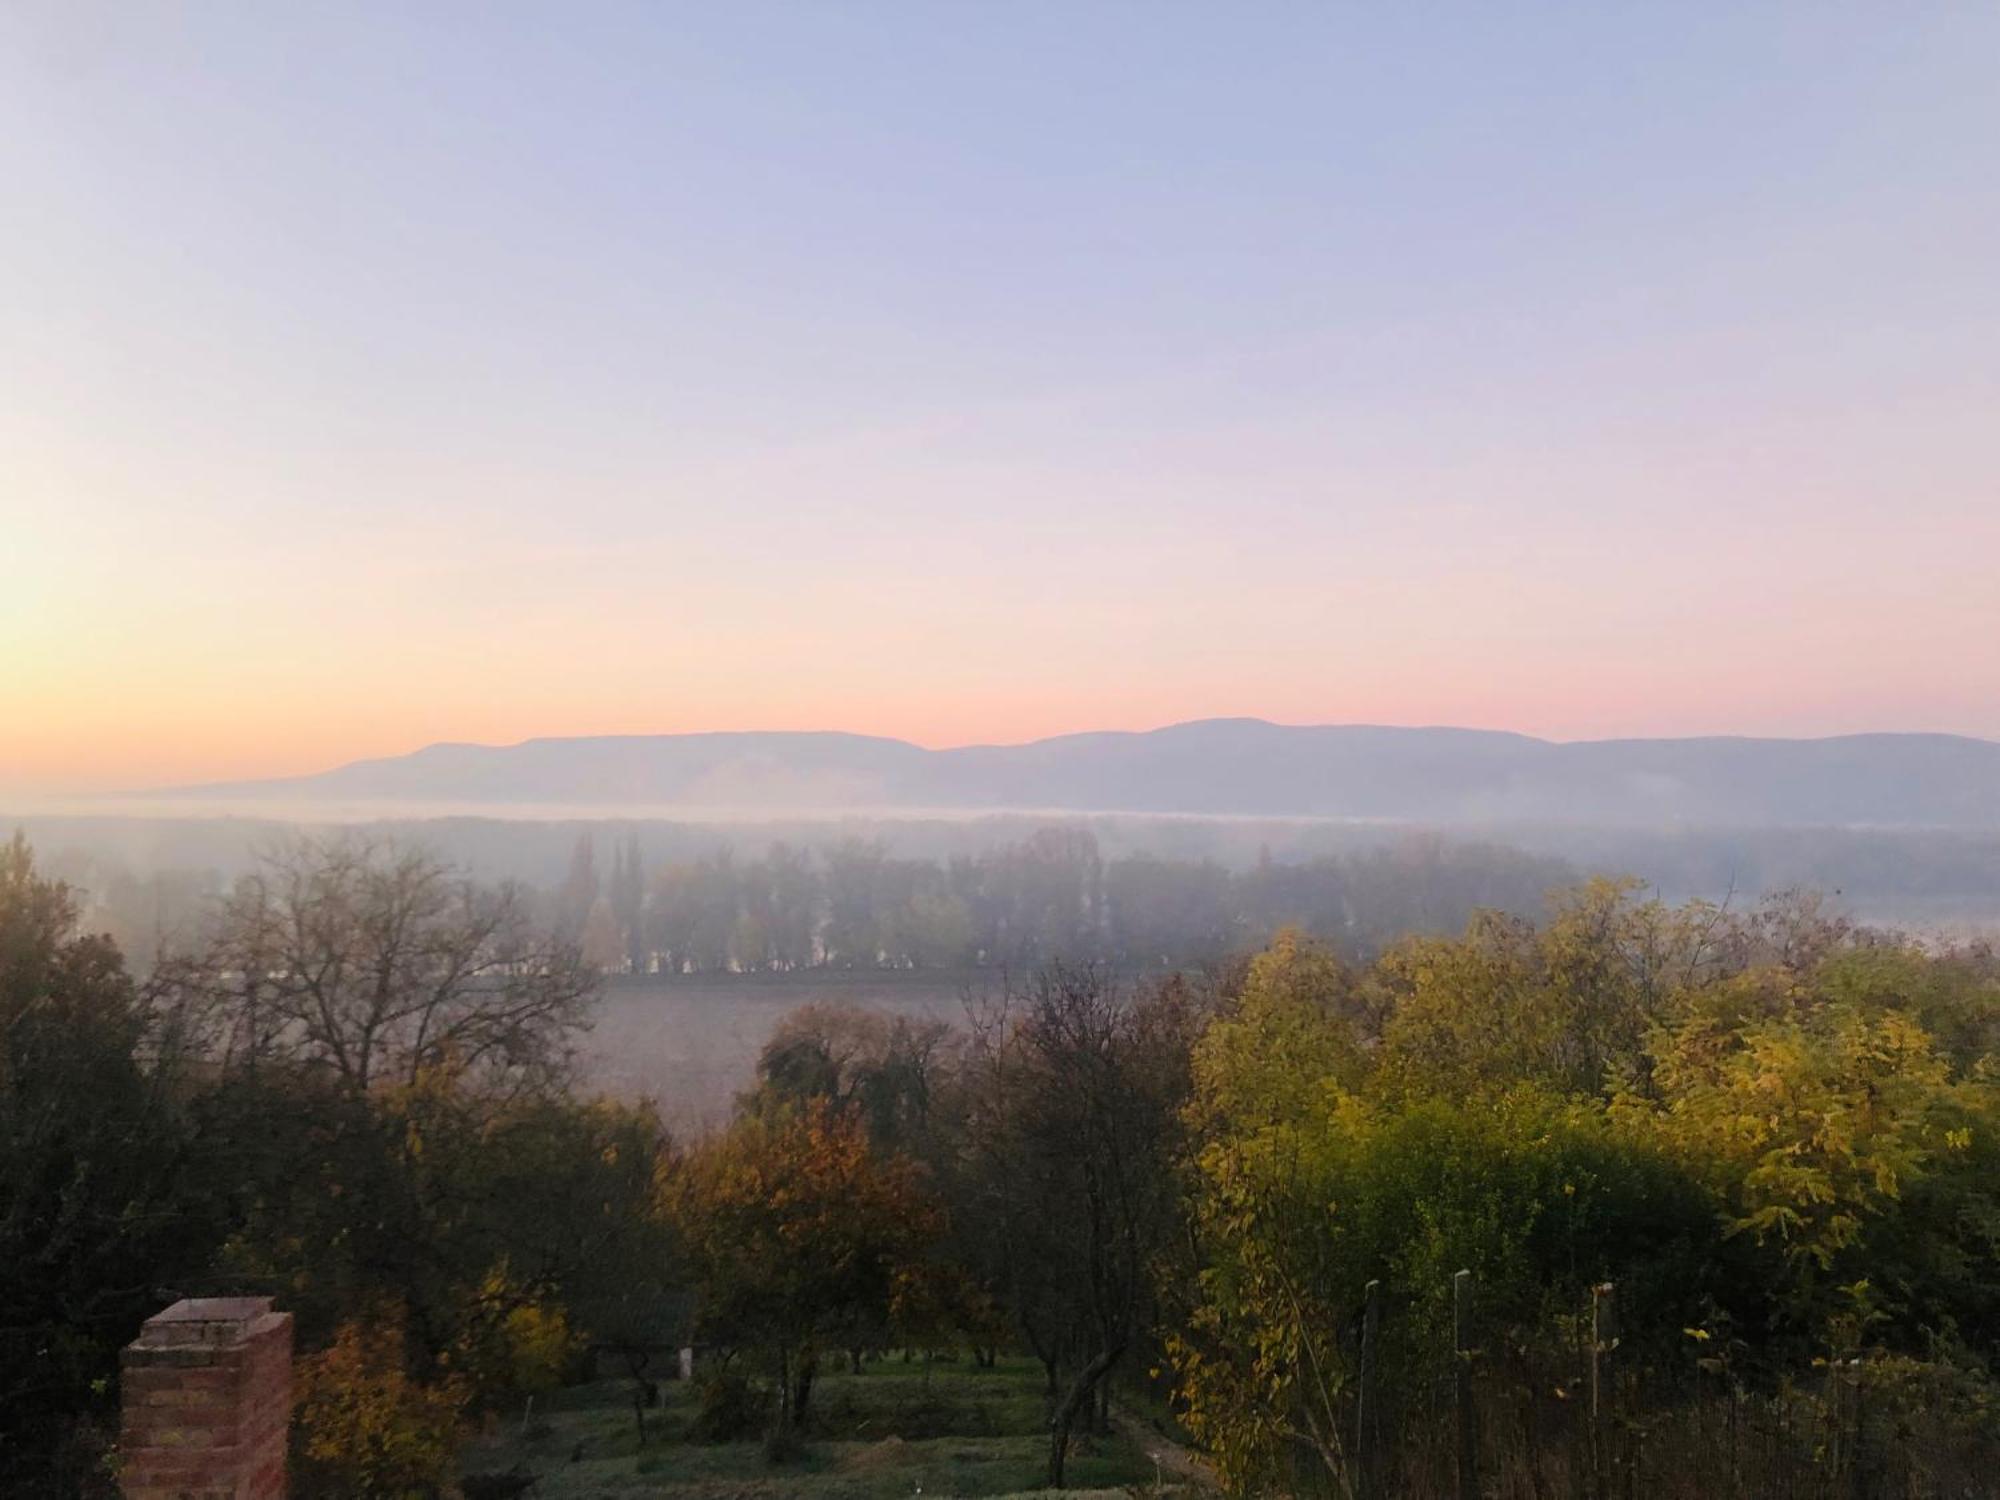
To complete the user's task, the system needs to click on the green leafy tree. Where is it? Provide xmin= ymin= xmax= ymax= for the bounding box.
xmin=1178 ymin=1070 xmax=1715 ymax=1492
xmin=0 ymin=835 xmax=210 ymax=1492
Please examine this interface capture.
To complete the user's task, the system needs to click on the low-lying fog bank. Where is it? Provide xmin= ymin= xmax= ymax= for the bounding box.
xmin=578 ymin=970 xmax=976 ymax=1132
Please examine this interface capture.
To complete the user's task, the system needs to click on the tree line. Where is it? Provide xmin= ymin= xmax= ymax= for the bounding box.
xmin=545 ymin=826 xmax=1574 ymax=974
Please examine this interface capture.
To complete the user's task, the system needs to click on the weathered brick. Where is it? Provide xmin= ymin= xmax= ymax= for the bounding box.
xmin=118 ymin=1298 xmax=292 ymax=1499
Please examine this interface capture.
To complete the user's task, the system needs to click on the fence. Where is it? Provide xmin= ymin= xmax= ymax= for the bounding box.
xmin=1323 ymin=1273 xmax=1994 ymax=1500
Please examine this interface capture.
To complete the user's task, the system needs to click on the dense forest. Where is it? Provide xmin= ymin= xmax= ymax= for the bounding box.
xmin=6 ymin=831 xmax=2000 ymax=1496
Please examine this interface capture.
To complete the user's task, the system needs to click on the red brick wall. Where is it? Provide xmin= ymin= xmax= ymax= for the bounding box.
xmin=120 ymin=1298 xmax=293 ymax=1500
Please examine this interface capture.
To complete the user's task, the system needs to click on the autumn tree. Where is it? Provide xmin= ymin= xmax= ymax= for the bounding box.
xmin=293 ymin=1311 xmax=465 ymax=1500
xmin=1174 ymin=889 xmax=2000 ymax=1492
xmin=1176 ymin=1085 xmax=1716 ymax=1494
xmin=1620 ymin=948 xmax=2000 ymax=1348
xmin=1374 ymin=877 xmax=1719 ymax=1099
xmin=666 ymin=1101 xmax=942 ymax=1432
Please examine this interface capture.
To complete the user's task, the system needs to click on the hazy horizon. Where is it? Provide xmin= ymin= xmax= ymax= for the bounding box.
xmin=146 ymin=714 xmax=2000 ymax=791
xmin=14 ymin=701 xmax=2000 ymax=806
xmin=7 ymin=5 xmax=2000 ymax=795
xmin=2 ymin=713 xmax=1995 ymax=812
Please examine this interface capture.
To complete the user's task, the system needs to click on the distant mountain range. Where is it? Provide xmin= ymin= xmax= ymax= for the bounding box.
xmin=162 ymin=720 xmax=2000 ymax=828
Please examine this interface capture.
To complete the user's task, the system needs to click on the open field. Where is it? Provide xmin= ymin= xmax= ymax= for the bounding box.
xmin=459 ymin=1359 xmax=1168 ymax=1500
xmin=577 ymin=972 xmax=985 ymax=1130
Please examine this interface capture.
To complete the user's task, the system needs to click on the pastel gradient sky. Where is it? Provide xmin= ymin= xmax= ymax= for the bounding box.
xmin=5 ymin=4 xmax=1999 ymax=794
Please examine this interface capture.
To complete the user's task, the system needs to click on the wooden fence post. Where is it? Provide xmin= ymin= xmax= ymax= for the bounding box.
xmin=1356 ymin=1278 xmax=1381 ymax=1500
xmin=1850 ymin=1369 xmax=1880 ymax=1500
xmin=1454 ymin=1269 xmax=1476 ymax=1500
xmin=1591 ymin=1281 xmax=1617 ymax=1500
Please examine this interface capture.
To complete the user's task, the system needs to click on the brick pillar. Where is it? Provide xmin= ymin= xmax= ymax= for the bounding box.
xmin=120 ymin=1297 xmax=294 ymax=1500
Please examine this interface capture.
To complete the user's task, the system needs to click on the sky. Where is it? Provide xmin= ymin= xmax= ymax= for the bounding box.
xmin=4 ymin=3 xmax=1999 ymax=795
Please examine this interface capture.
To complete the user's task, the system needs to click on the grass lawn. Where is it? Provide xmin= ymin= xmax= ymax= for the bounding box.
xmin=460 ymin=1357 xmax=1166 ymax=1500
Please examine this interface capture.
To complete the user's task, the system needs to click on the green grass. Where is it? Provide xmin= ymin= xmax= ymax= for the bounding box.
xmin=460 ymin=1358 xmax=1155 ymax=1500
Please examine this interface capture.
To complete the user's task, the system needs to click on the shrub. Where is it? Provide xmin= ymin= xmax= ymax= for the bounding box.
xmin=293 ymin=1315 xmax=465 ymax=1499
xmin=688 ymin=1369 xmax=773 ymax=1443
xmin=450 ymin=1268 xmax=582 ymax=1407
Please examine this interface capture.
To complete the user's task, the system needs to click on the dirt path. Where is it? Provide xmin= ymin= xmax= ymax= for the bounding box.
xmin=1110 ymin=1405 xmax=1216 ymax=1492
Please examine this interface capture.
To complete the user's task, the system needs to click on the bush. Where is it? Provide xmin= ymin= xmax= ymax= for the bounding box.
xmin=450 ymin=1269 xmax=582 ymax=1408
xmin=688 ymin=1369 xmax=773 ymax=1443
xmin=293 ymin=1315 xmax=465 ymax=1499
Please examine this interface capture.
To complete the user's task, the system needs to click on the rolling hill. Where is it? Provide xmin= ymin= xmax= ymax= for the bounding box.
xmin=163 ymin=720 xmax=2000 ymax=828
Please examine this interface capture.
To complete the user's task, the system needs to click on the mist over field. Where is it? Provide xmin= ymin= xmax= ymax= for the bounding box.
xmin=14 ymin=777 xmax=2000 ymax=1124
xmin=577 ymin=971 xmax=965 ymax=1131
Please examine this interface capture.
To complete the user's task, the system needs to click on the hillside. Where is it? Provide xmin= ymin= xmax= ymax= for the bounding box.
xmin=165 ymin=719 xmax=2000 ymax=828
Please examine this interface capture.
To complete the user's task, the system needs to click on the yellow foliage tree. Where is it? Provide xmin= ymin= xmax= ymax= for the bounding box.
xmin=1377 ymin=878 xmax=1710 ymax=1098
xmin=1629 ymin=991 xmax=1962 ymax=1278
xmin=449 ymin=1265 xmax=581 ymax=1404
xmin=1188 ymin=927 xmax=1362 ymax=1138
xmin=294 ymin=1313 xmax=465 ymax=1500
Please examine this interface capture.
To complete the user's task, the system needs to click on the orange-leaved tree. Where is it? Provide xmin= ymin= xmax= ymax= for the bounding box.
xmin=664 ymin=1098 xmax=942 ymax=1432
xmin=293 ymin=1308 xmax=465 ymax=1500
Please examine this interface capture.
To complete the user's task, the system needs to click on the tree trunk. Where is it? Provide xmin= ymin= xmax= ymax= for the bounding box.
xmin=791 ymin=1350 xmax=819 ymax=1432
xmin=1047 ymin=1346 xmax=1121 ymax=1489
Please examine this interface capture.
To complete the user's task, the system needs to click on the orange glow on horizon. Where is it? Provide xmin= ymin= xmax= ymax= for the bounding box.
xmin=7 ymin=4 xmax=1999 ymax=799
xmin=8 ymin=666 xmax=1998 ymax=799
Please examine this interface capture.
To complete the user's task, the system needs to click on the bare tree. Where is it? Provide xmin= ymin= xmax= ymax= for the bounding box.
xmin=155 ymin=835 xmax=595 ymax=1096
xmin=961 ymin=964 xmax=1195 ymax=1488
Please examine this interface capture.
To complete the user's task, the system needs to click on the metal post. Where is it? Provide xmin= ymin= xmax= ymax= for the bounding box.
xmin=1356 ymin=1278 xmax=1381 ymax=1500
xmin=1592 ymin=1282 xmax=1616 ymax=1500
xmin=1455 ymin=1269 xmax=1476 ymax=1500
